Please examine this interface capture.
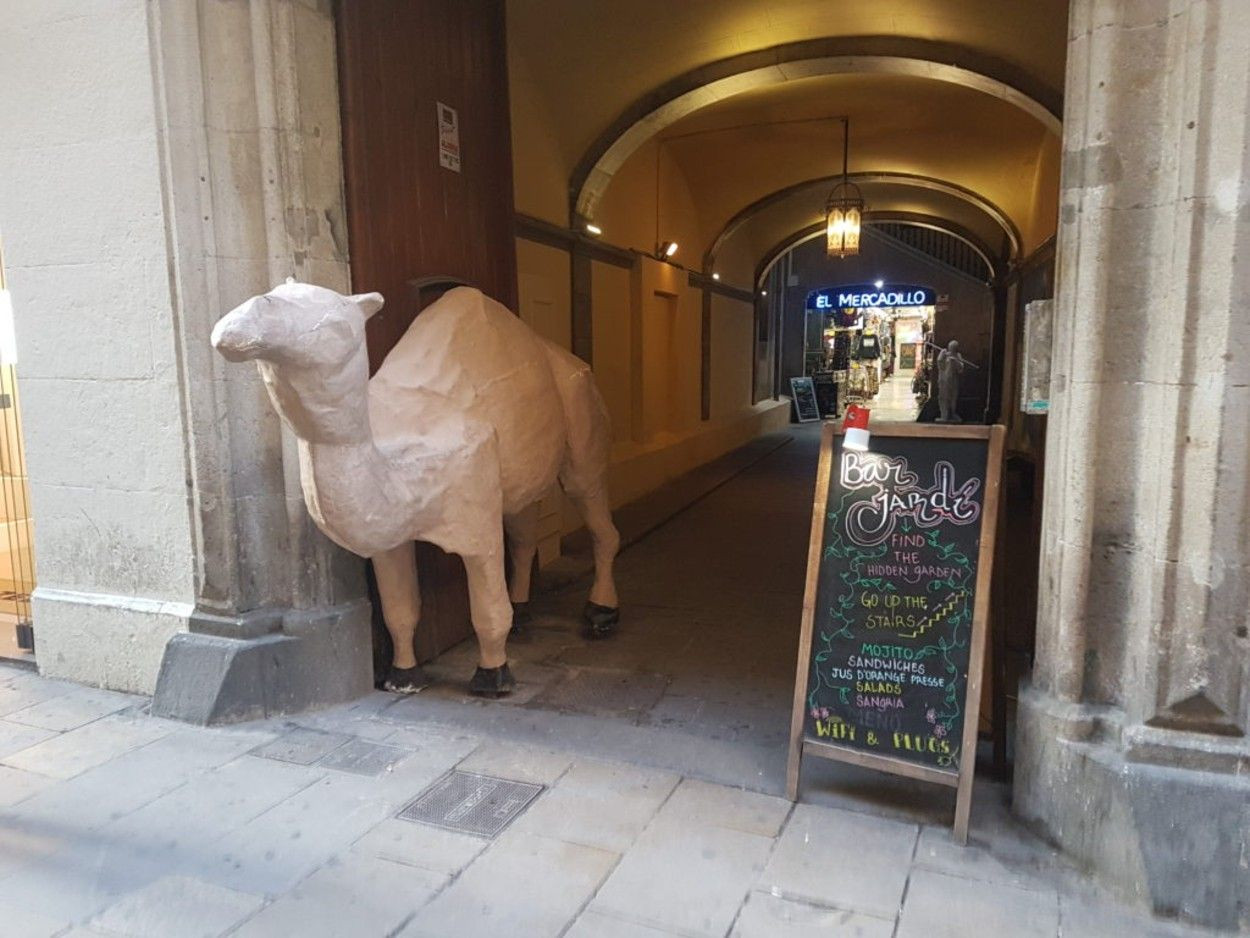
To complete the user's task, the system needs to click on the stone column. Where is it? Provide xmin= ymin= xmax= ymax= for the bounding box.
xmin=146 ymin=0 xmax=372 ymax=723
xmin=1015 ymin=0 xmax=1250 ymax=930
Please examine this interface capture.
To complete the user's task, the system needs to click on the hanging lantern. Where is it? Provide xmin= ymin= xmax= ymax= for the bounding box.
xmin=826 ymin=118 xmax=865 ymax=259
xmin=825 ymin=183 xmax=864 ymax=258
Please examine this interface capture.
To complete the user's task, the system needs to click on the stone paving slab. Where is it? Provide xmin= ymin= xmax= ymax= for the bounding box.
xmin=759 ymin=803 xmax=918 ymax=919
xmin=658 ymin=777 xmax=791 ymax=838
xmin=230 ymin=850 xmax=446 ymax=938
xmin=509 ymin=758 xmax=680 ymax=852
xmin=0 ymin=901 xmax=68 ymax=938
xmin=454 ymin=740 xmax=573 ymax=785
xmin=0 ymin=712 xmax=171 ymax=779
xmin=0 ymin=671 xmax=73 ymax=717
xmin=895 ymin=868 xmax=1059 ymax=938
xmin=398 ymin=829 xmax=618 ymax=937
xmin=89 ymin=875 xmax=265 ymax=938
xmin=5 ymin=687 xmax=136 ymax=731
xmin=0 ymin=763 xmax=58 ymax=807
xmin=589 ymin=816 xmax=776 ymax=937
xmin=350 ymin=817 xmax=486 ymax=875
xmin=565 ymin=909 xmax=686 ymax=937
xmin=0 ymin=718 xmax=58 ymax=759
xmin=731 ymin=891 xmax=895 ymax=938
xmin=249 ymin=727 xmax=351 ymax=765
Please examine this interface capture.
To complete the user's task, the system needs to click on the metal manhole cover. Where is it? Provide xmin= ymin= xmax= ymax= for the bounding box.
xmin=397 ymin=770 xmax=544 ymax=838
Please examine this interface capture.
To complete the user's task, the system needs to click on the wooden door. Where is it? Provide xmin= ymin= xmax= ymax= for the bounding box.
xmin=336 ymin=0 xmax=517 ymax=661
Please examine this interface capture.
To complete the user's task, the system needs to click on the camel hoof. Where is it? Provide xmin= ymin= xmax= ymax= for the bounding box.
xmin=383 ymin=664 xmax=431 ymax=695
xmin=582 ymin=601 xmax=620 ymax=640
xmin=510 ymin=602 xmax=533 ymax=642
xmin=469 ymin=663 xmax=516 ymax=698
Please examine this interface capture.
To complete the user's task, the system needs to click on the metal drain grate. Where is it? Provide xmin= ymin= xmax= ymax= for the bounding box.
xmin=397 ymin=770 xmax=544 ymax=838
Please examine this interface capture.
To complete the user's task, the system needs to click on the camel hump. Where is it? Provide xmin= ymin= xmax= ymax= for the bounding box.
xmin=370 ymin=287 xmax=567 ymax=512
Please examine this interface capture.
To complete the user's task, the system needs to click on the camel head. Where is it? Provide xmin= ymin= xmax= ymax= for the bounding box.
xmin=211 ymin=280 xmax=383 ymax=368
xmin=211 ymin=280 xmax=385 ymax=443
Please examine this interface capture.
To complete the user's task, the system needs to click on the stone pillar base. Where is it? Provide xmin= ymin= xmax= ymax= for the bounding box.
xmin=1014 ymin=681 xmax=1250 ymax=932
xmin=150 ymin=600 xmax=373 ymax=725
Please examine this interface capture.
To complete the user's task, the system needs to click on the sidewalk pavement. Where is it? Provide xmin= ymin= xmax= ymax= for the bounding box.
xmin=0 ymin=664 xmax=1221 ymax=938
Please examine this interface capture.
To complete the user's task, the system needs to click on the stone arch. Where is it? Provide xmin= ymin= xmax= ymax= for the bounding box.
xmin=570 ymin=37 xmax=1063 ymax=223
xmin=708 ymin=172 xmax=1021 ymax=278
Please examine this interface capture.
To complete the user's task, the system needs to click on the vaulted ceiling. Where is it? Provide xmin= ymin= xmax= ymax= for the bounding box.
xmin=508 ymin=0 xmax=1068 ymax=278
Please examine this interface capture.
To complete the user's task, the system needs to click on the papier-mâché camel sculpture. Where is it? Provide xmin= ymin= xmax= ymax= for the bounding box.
xmin=211 ymin=281 xmax=620 ymax=696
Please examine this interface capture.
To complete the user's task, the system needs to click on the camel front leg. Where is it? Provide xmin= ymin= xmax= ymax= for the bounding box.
xmin=372 ymin=541 xmax=429 ymax=693
xmin=463 ymin=548 xmax=517 ymax=697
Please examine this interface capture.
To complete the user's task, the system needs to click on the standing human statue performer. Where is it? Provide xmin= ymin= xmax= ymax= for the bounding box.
xmin=936 ymin=339 xmax=965 ymax=422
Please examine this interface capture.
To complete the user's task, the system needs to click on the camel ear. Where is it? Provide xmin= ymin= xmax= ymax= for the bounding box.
xmin=349 ymin=292 xmax=384 ymax=319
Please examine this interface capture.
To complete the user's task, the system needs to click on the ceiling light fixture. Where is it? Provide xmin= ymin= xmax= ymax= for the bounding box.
xmin=826 ymin=117 xmax=864 ymax=259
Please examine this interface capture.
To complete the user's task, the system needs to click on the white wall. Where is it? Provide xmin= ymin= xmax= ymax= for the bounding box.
xmin=0 ymin=1 xmax=197 ymax=690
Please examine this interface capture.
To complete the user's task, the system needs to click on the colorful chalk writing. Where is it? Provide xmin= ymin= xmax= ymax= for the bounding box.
xmin=803 ymin=437 xmax=988 ymax=771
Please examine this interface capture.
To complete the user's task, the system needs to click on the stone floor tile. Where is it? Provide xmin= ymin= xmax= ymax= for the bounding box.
xmin=199 ymin=774 xmax=402 ymax=896
xmin=6 ymin=688 xmax=136 ymax=732
xmin=914 ymin=824 xmax=1056 ymax=890
xmin=230 ymin=852 xmax=445 ymax=938
xmin=0 ymin=901 xmax=67 ymax=937
xmin=590 ymin=817 xmax=775 ymax=937
xmin=760 ymin=803 xmax=917 ymax=919
xmin=658 ymin=777 xmax=792 ymax=838
xmin=454 ymin=740 xmax=573 ymax=784
xmin=249 ymin=727 xmax=350 ymax=765
xmin=89 ymin=875 xmax=264 ymax=938
xmin=399 ymin=830 xmax=618 ymax=938
xmin=564 ymin=909 xmax=686 ymax=938
xmin=509 ymin=758 xmax=679 ymax=852
xmin=351 ymin=817 xmax=486 ymax=875
xmin=12 ymin=727 xmax=282 ymax=839
xmin=0 ymin=673 xmax=72 ymax=717
xmin=731 ymin=891 xmax=895 ymax=937
xmin=897 ymin=868 xmax=1059 ymax=938
xmin=0 ymin=763 xmax=59 ymax=807
xmin=1 ymin=714 xmax=171 ymax=779
xmin=1058 ymin=895 xmax=1202 ymax=938
xmin=0 ymin=719 xmax=58 ymax=759
xmin=316 ymin=737 xmax=412 ymax=776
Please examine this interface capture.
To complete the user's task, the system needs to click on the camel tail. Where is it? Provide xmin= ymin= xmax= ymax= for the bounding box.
xmin=540 ymin=339 xmax=613 ymax=500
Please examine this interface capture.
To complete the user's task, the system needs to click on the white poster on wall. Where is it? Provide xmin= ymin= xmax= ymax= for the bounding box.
xmin=437 ymin=102 xmax=461 ymax=173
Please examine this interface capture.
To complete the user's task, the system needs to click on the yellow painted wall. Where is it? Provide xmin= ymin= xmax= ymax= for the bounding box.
xmin=710 ymin=295 xmax=754 ymax=419
xmin=591 ymin=261 xmax=633 ymax=443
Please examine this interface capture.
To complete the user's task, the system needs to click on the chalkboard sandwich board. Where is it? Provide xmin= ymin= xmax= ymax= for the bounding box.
xmin=786 ymin=422 xmax=1005 ymax=844
xmin=790 ymin=376 xmax=821 ymax=423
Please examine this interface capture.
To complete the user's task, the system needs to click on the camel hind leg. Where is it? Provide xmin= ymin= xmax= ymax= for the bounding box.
xmin=539 ymin=339 xmax=621 ymax=635
xmin=504 ymin=500 xmax=541 ymax=637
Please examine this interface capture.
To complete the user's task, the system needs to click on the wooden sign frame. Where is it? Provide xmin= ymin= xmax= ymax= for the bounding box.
xmin=786 ymin=422 xmax=1005 ymax=844
xmin=789 ymin=376 xmax=822 ymax=423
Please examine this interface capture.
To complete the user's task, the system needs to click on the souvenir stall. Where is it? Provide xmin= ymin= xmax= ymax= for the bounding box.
xmin=803 ymin=283 xmax=936 ymax=414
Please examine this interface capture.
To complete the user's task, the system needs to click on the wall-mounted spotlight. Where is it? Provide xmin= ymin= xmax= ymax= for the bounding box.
xmin=874 ymin=279 xmax=884 ymax=289
xmin=760 ymin=289 xmax=768 ymax=297
xmin=657 ymin=240 xmax=678 ymax=259
xmin=712 ymin=272 xmax=720 ymax=281
xmin=586 ymin=223 xmax=603 ymax=236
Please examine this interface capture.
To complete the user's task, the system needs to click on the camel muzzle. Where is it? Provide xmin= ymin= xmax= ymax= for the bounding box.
xmin=211 ymin=313 xmax=266 ymax=362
